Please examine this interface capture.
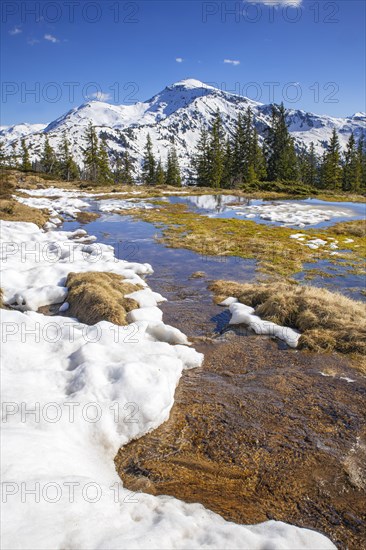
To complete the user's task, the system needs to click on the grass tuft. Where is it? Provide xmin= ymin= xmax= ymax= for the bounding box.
xmin=210 ymin=280 xmax=366 ymax=360
xmin=66 ymin=272 xmax=142 ymax=326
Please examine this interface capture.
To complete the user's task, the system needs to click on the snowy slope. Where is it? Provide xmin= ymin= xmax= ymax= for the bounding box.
xmin=0 ymin=122 xmax=47 ymax=141
xmin=0 ymin=218 xmax=336 ymax=549
xmin=1 ymin=79 xmax=365 ymax=179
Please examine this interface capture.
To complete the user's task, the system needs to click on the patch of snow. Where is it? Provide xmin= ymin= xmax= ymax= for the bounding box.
xmin=127 ymin=306 xmax=163 ymax=323
xmin=0 ymin=218 xmax=335 ymax=549
xmin=125 ymin=289 xmax=166 ymax=308
xmin=228 ymin=302 xmax=301 ymax=348
xmin=0 ymin=221 xmax=152 ymax=311
xmin=241 ymin=202 xmax=351 ymax=227
xmin=98 ymin=198 xmax=155 ymax=213
xmin=219 ymin=296 xmax=238 ymax=306
xmin=16 ymin=194 xmax=90 ymax=219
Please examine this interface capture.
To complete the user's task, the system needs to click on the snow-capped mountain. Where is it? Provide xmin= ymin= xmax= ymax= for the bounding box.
xmin=2 ymin=79 xmax=365 ymax=179
xmin=0 ymin=123 xmax=47 ymax=142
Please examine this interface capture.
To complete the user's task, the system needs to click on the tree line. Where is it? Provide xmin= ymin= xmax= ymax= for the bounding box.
xmin=1 ymin=108 xmax=365 ymax=191
xmin=193 ymin=104 xmax=366 ymax=192
xmin=0 ymin=122 xmax=182 ymax=186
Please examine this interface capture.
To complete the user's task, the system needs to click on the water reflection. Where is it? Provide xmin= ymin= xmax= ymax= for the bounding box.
xmin=166 ymin=195 xmax=366 ymax=228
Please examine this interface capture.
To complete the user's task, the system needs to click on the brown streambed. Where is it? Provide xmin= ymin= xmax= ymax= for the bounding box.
xmin=60 ymin=213 xmax=366 ymax=549
xmin=115 ymin=333 xmax=366 ymax=550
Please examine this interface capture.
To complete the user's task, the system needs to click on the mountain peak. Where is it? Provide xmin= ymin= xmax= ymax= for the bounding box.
xmin=351 ymin=112 xmax=366 ymax=119
xmin=168 ymin=79 xmax=216 ymax=91
xmin=2 ymin=79 xmax=365 ymax=179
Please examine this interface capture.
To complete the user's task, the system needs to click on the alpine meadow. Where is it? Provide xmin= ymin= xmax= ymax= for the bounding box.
xmin=1 ymin=2 xmax=365 ymax=550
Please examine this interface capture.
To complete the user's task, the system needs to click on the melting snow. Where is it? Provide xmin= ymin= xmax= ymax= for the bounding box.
xmin=241 ymin=202 xmax=351 ymax=227
xmin=0 ymin=218 xmax=335 ymax=549
xmin=225 ymin=300 xmax=301 ymax=348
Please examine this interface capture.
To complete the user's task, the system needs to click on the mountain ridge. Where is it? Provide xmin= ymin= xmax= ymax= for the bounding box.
xmin=2 ymin=79 xmax=365 ymax=179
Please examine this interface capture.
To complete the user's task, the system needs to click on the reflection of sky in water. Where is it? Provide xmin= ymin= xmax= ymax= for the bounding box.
xmin=165 ymin=195 xmax=366 ymax=229
xmin=294 ymin=260 xmax=365 ymax=302
xmin=62 ymin=215 xmax=258 ymax=337
xmin=67 ymin=214 xmax=256 ymax=282
xmin=62 ymin=207 xmax=365 ymax=337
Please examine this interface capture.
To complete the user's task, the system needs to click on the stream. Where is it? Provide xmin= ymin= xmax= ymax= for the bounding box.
xmin=60 ymin=198 xmax=366 ymax=550
xmin=62 ymin=213 xmax=258 ymax=338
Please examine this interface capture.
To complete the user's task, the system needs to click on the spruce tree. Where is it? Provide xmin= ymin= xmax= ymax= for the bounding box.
xmin=83 ymin=123 xmax=99 ymax=181
xmin=20 ymin=139 xmax=32 ymax=172
xmin=230 ymin=109 xmax=266 ymax=185
xmin=320 ymin=128 xmax=342 ymax=189
xmin=142 ymin=134 xmax=156 ymax=185
xmin=98 ymin=138 xmax=113 ymax=184
xmin=299 ymin=142 xmax=318 ymax=186
xmin=222 ymin=139 xmax=234 ymax=188
xmin=155 ymin=159 xmax=166 ymax=186
xmin=241 ymin=107 xmax=254 ymax=182
xmin=307 ymin=142 xmax=319 ymax=186
xmin=194 ymin=127 xmax=211 ymax=187
xmin=119 ymin=151 xmax=134 ymax=184
xmin=40 ymin=135 xmax=58 ymax=175
xmin=59 ymin=133 xmax=79 ymax=181
xmin=208 ymin=110 xmax=225 ymax=188
xmin=232 ymin=113 xmax=245 ymax=185
xmin=166 ymin=147 xmax=181 ymax=186
xmin=250 ymin=127 xmax=267 ymax=182
xmin=342 ymin=133 xmax=361 ymax=192
xmin=114 ymin=155 xmax=123 ymax=184
xmin=265 ymin=103 xmax=299 ymax=182
xmin=357 ymin=133 xmax=366 ymax=190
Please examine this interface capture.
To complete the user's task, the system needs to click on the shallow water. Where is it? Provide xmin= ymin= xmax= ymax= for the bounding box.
xmin=162 ymin=195 xmax=366 ymax=228
xmin=63 ymin=208 xmax=366 ymax=549
xmin=63 ymin=205 xmax=365 ymax=339
xmin=63 ymin=213 xmax=257 ymax=337
xmin=295 ymin=260 xmax=366 ymax=302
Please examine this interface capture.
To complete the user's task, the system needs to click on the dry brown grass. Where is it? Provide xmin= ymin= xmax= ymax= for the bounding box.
xmin=331 ymin=219 xmax=366 ymax=238
xmin=0 ymin=171 xmax=50 ymax=226
xmin=0 ymin=199 xmax=50 ymax=226
xmin=210 ymin=280 xmax=366 ymax=358
xmin=74 ymin=211 xmax=100 ymax=224
xmin=0 ymin=174 xmax=16 ymax=199
xmin=66 ymin=272 xmax=143 ymax=325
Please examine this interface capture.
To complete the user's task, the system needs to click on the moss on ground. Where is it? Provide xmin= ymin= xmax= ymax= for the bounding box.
xmin=117 ymin=202 xmax=365 ymax=278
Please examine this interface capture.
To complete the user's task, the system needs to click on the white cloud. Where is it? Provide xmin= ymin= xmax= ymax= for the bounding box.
xmin=90 ymin=91 xmax=112 ymax=101
xmin=224 ymin=59 xmax=240 ymax=66
xmin=44 ymin=34 xmax=59 ymax=43
xmin=175 ymin=57 xmax=184 ymax=63
xmin=245 ymin=0 xmax=302 ymax=5
xmin=28 ymin=39 xmax=40 ymax=46
xmin=9 ymin=26 xmax=22 ymax=36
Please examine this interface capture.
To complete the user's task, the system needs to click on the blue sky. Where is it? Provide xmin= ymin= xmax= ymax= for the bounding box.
xmin=1 ymin=0 xmax=365 ymax=125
